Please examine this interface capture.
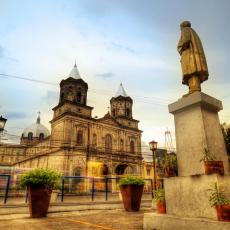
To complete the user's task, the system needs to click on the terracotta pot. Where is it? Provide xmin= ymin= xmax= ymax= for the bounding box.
xmin=156 ymin=202 xmax=166 ymax=214
xmin=119 ymin=184 xmax=144 ymax=212
xmin=164 ymin=167 xmax=175 ymax=177
xmin=204 ymin=161 xmax=224 ymax=175
xmin=216 ymin=205 xmax=230 ymax=221
xmin=28 ymin=185 xmax=52 ymax=218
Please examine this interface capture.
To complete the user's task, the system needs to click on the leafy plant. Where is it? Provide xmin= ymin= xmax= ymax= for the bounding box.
xmin=119 ymin=175 xmax=145 ymax=186
xmin=200 ymin=147 xmax=216 ymax=162
xmin=208 ymin=182 xmax=229 ymax=207
xmin=153 ymin=189 xmax=165 ymax=204
xmin=20 ymin=168 xmax=61 ymax=190
xmin=163 ymin=154 xmax=177 ymax=169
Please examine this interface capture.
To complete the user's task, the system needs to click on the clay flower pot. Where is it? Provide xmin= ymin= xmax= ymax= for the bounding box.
xmin=156 ymin=202 xmax=166 ymax=214
xmin=28 ymin=185 xmax=52 ymax=218
xmin=216 ymin=205 xmax=230 ymax=221
xmin=204 ymin=161 xmax=224 ymax=175
xmin=164 ymin=167 xmax=175 ymax=177
xmin=119 ymin=184 xmax=144 ymax=212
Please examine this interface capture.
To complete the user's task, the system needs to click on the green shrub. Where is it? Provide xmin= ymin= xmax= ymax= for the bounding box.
xmin=200 ymin=147 xmax=216 ymax=162
xmin=153 ymin=189 xmax=165 ymax=204
xmin=20 ymin=168 xmax=61 ymax=190
xmin=118 ymin=175 xmax=145 ymax=186
xmin=208 ymin=182 xmax=229 ymax=207
xmin=163 ymin=154 xmax=177 ymax=169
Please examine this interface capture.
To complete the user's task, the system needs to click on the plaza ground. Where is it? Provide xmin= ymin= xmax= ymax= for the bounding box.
xmin=0 ymin=208 xmax=153 ymax=230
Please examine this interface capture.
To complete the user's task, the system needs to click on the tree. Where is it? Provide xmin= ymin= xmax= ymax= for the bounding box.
xmin=221 ymin=123 xmax=230 ymax=157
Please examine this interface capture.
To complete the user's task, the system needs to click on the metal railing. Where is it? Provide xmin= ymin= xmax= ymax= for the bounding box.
xmin=0 ymin=174 xmax=11 ymax=204
xmin=60 ymin=176 xmax=154 ymax=202
xmin=0 ymin=175 xmax=155 ymax=204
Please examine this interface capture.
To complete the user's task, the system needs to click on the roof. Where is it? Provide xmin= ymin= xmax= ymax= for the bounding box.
xmin=22 ymin=113 xmax=50 ymax=138
xmin=115 ymin=83 xmax=128 ymax=97
xmin=68 ymin=63 xmax=81 ymax=79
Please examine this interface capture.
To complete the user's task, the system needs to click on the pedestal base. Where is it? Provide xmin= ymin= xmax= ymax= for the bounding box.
xmin=164 ymin=174 xmax=230 ymax=220
xmin=143 ymin=213 xmax=230 ymax=230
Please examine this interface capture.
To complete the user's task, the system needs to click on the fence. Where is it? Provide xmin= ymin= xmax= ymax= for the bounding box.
xmin=0 ymin=174 xmax=155 ymax=204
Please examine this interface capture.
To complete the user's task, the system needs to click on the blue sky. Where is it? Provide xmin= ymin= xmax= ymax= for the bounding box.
xmin=0 ymin=0 xmax=230 ymax=147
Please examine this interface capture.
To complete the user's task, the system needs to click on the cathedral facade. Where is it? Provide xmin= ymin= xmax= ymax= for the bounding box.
xmin=0 ymin=64 xmax=143 ymax=177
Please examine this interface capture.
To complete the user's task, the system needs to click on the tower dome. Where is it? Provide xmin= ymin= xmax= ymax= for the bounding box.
xmin=22 ymin=113 xmax=50 ymax=142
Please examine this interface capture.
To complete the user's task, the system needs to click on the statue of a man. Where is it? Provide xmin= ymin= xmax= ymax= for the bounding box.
xmin=177 ymin=21 xmax=209 ymax=94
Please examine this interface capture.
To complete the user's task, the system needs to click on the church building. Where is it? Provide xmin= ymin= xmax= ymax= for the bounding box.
xmin=0 ymin=64 xmax=143 ymax=177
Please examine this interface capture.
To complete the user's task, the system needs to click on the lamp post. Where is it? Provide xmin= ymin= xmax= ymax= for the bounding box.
xmin=149 ymin=140 xmax=158 ymax=191
xmin=0 ymin=115 xmax=7 ymax=143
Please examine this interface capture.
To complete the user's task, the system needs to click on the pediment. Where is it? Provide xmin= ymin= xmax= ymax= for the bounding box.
xmin=98 ymin=116 xmax=121 ymax=127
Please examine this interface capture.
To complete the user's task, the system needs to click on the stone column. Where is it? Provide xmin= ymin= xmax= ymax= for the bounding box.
xmin=168 ymin=92 xmax=229 ymax=176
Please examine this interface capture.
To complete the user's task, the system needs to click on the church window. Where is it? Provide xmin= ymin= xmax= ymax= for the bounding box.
xmin=28 ymin=132 xmax=33 ymax=140
xmin=130 ymin=140 xmax=135 ymax=154
xmin=77 ymin=130 xmax=83 ymax=145
xmin=93 ymin=133 xmax=97 ymax=146
xmin=147 ymin=169 xmax=151 ymax=176
xmin=60 ymin=93 xmax=64 ymax=102
xmin=74 ymin=167 xmax=82 ymax=176
xmin=120 ymin=139 xmax=124 ymax=151
xmin=76 ymin=92 xmax=81 ymax=103
xmin=39 ymin=133 xmax=44 ymax=141
xmin=112 ymin=109 xmax=116 ymax=116
xmin=126 ymin=108 xmax=130 ymax=116
xmin=105 ymin=134 xmax=112 ymax=153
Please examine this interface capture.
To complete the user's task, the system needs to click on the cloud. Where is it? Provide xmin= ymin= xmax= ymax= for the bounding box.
xmin=109 ymin=42 xmax=135 ymax=54
xmin=95 ymin=72 xmax=115 ymax=79
xmin=5 ymin=112 xmax=27 ymax=120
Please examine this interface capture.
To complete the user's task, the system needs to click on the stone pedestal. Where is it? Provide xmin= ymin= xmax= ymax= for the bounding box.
xmin=168 ymin=92 xmax=229 ymax=176
xmin=143 ymin=92 xmax=230 ymax=229
xmin=165 ymin=174 xmax=230 ymax=219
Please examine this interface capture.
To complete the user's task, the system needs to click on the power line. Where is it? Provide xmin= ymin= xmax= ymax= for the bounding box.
xmin=0 ymin=73 xmax=170 ymax=105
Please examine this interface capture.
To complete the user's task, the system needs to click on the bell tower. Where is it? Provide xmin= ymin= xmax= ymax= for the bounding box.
xmin=110 ymin=83 xmax=133 ymax=119
xmin=59 ymin=63 xmax=88 ymax=106
xmin=52 ymin=63 xmax=93 ymax=121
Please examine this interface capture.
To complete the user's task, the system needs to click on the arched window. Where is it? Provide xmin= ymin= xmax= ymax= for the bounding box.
xmin=120 ymin=139 xmax=124 ymax=151
xmin=92 ymin=133 xmax=97 ymax=146
xmin=77 ymin=130 xmax=83 ymax=145
xmin=126 ymin=108 xmax=130 ymax=116
xmin=112 ymin=109 xmax=116 ymax=117
xmin=76 ymin=92 xmax=81 ymax=103
xmin=105 ymin=134 xmax=112 ymax=153
xmin=39 ymin=133 xmax=44 ymax=141
xmin=130 ymin=140 xmax=135 ymax=154
xmin=28 ymin=132 xmax=33 ymax=140
xmin=74 ymin=167 xmax=82 ymax=176
xmin=60 ymin=93 xmax=64 ymax=102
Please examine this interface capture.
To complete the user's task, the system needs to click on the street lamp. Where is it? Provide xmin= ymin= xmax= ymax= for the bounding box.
xmin=0 ymin=115 xmax=7 ymax=143
xmin=149 ymin=140 xmax=158 ymax=191
xmin=0 ymin=116 xmax=7 ymax=132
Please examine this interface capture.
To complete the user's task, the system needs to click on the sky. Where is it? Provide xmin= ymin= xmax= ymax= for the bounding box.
xmin=0 ymin=0 xmax=230 ymax=148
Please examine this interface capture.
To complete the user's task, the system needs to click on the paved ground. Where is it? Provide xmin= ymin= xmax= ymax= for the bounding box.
xmin=0 ymin=209 xmax=153 ymax=230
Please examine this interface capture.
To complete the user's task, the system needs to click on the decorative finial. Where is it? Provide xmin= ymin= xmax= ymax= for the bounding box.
xmin=36 ymin=112 xmax=41 ymax=124
xmin=107 ymin=106 xmax=110 ymax=113
xmin=74 ymin=59 xmax=77 ymax=67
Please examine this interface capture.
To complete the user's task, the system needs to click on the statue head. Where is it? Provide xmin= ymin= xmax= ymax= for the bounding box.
xmin=180 ymin=21 xmax=191 ymax=29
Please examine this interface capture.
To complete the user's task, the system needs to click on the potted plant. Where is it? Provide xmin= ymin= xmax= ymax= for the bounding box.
xmin=163 ymin=154 xmax=177 ymax=177
xmin=119 ymin=175 xmax=145 ymax=212
xmin=153 ymin=188 xmax=166 ymax=214
xmin=20 ymin=168 xmax=61 ymax=218
xmin=209 ymin=182 xmax=230 ymax=221
xmin=200 ymin=148 xmax=224 ymax=175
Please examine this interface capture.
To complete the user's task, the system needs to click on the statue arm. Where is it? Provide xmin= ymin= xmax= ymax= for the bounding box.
xmin=177 ymin=28 xmax=191 ymax=55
